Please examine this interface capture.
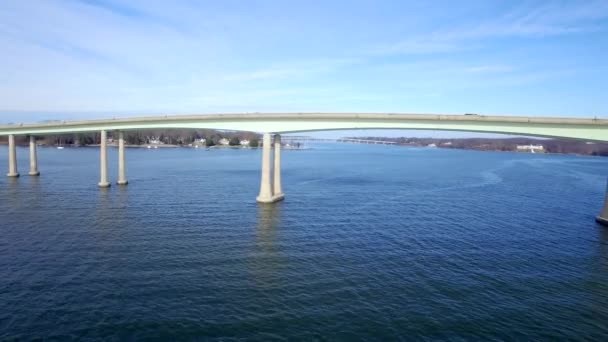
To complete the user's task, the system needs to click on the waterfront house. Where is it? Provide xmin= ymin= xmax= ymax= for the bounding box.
xmin=516 ymin=144 xmax=544 ymax=153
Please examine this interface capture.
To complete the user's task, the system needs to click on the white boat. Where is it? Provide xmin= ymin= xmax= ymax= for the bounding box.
xmin=57 ymin=146 xmax=65 ymax=150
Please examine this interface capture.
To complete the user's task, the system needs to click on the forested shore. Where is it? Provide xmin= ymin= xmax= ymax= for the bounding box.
xmin=351 ymin=136 xmax=608 ymax=156
xmin=0 ymin=129 xmax=260 ymax=147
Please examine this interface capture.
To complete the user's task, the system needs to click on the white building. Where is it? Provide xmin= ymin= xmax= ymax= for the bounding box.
xmin=240 ymin=139 xmax=250 ymax=146
xmin=516 ymin=144 xmax=544 ymax=152
xmin=218 ymin=138 xmax=230 ymax=146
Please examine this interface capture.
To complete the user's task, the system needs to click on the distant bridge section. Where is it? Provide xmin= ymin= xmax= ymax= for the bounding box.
xmin=281 ymin=136 xmax=396 ymax=145
xmin=338 ymin=138 xmax=397 ymax=145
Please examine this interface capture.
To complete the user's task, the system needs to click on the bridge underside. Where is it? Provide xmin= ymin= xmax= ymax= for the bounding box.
xmin=1 ymin=118 xmax=607 ymax=142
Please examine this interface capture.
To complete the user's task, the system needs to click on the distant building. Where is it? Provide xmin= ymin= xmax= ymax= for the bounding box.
xmin=516 ymin=144 xmax=544 ymax=152
xmin=218 ymin=138 xmax=230 ymax=146
xmin=240 ymin=139 xmax=250 ymax=146
xmin=427 ymin=143 xmax=437 ymax=148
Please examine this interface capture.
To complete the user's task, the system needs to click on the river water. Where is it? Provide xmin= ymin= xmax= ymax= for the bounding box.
xmin=1 ymin=143 xmax=607 ymax=340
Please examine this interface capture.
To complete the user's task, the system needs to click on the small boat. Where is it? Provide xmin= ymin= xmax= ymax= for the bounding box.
xmin=57 ymin=146 xmax=65 ymax=150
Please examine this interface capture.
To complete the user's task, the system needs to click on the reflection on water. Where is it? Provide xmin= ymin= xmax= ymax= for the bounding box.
xmin=6 ymin=176 xmax=19 ymax=191
xmin=95 ymin=187 xmax=112 ymax=219
xmin=116 ymin=183 xmax=129 ymax=209
xmin=26 ymin=175 xmax=41 ymax=186
xmin=596 ymin=225 xmax=608 ymax=270
xmin=587 ymin=225 xmax=608 ymax=325
xmin=251 ymin=203 xmax=284 ymax=288
xmin=256 ymin=203 xmax=282 ymax=240
xmin=5 ymin=177 xmax=21 ymax=213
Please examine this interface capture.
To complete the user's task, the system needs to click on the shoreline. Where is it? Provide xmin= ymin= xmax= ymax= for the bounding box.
xmin=0 ymin=142 xmax=603 ymax=156
xmin=13 ymin=143 xmax=307 ymax=150
xmin=391 ymin=143 xmax=608 ymax=158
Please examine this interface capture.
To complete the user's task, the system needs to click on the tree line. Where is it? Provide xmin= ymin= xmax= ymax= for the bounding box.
xmin=350 ymin=136 xmax=608 ymax=156
xmin=2 ymin=129 xmax=261 ymax=147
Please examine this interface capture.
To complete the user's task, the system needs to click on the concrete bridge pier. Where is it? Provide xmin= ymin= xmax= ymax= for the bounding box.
xmin=596 ymin=180 xmax=608 ymax=226
xmin=98 ymin=130 xmax=111 ymax=188
xmin=256 ymin=133 xmax=285 ymax=203
xmin=7 ymin=134 xmax=19 ymax=177
xmin=28 ymin=136 xmax=40 ymax=176
xmin=256 ymin=133 xmax=274 ymax=203
xmin=117 ymin=131 xmax=128 ymax=185
xmin=273 ymin=134 xmax=284 ymax=200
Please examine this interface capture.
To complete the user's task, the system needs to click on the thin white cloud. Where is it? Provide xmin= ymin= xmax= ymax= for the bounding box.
xmin=221 ymin=58 xmax=360 ymax=82
xmin=370 ymin=1 xmax=608 ymax=56
xmin=464 ymin=65 xmax=514 ymax=73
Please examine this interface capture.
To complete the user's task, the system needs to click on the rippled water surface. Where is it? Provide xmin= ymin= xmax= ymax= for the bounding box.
xmin=1 ymin=143 xmax=608 ymax=340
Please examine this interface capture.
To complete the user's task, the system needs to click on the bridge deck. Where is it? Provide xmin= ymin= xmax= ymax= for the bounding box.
xmin=1 ymin=113 xmax=607 ymax=141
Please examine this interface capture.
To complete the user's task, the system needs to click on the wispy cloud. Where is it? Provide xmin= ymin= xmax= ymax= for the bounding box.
xmin=221 ymin=58 xmax=360 ymax=82
xmin=464 ymin=65 xmax=514 ymax=73
xmin=369 ymin=1 xmax=608 ymax=56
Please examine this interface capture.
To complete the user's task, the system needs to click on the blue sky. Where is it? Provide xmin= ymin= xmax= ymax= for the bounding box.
xmin=0 ymin=0 xmax=607 ymax=126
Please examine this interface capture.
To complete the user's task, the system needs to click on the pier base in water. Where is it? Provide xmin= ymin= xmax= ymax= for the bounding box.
xmin=256 ymin=193 xmax=285 ymax=204
xmin=597 ymin=180 xmax=608 ymax=226
xmin=596 ymin=215 xmax=608 ymax=226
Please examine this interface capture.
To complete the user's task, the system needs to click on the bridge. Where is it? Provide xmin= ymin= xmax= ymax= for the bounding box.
xmin=2 ymin=113 xmax=608 ymax=225
xmin=281 ymin=136 xmax=397 ymax=145
xmin=338 ymin=138 xmax=397 ymax=145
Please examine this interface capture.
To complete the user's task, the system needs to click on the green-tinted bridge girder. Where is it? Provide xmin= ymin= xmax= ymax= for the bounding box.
xmin=1 ymin=113 xmax=607 ymax=142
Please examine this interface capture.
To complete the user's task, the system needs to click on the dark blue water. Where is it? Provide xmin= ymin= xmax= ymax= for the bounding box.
xmin=1 ymin=143 xmax=607 ymax=340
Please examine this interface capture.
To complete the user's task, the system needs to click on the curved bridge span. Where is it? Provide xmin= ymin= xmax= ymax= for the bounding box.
xmin=1 ymin=113 xmax=608 ymax=141
xmin=2 ymin=113 xmax=608 ymax=226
